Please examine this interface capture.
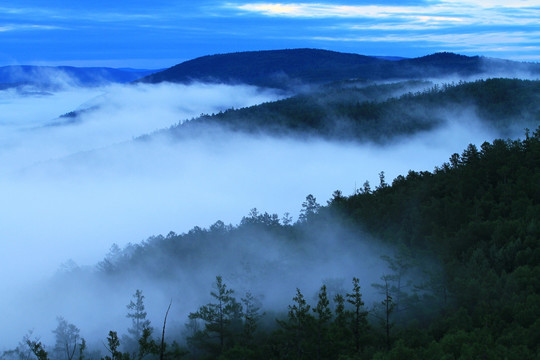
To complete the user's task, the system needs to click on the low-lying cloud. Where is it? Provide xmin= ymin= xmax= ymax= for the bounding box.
xmin=0 ymin=79 xmax=511 ymax=350
xmin=0 ymin=81 xmax=285 ymax=173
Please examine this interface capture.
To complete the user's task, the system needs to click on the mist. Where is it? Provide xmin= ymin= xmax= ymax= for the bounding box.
xmin=0 ymin=78 xmax=513 ymax=350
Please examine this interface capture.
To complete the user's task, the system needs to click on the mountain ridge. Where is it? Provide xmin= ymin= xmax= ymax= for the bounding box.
xmin=139 ymin=49 xmax=540 ymax=89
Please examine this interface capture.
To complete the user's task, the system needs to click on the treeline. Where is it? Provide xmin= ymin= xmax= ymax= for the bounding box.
xmin=4 ymin=265 xmax=449 ymax=360
xmin=4 ymin=128 xmax=539 ymax=359
xmin=158 ymin=78 xmax=540 ymax=143
xmin=102 ymin=125 xmax=540 ymax=358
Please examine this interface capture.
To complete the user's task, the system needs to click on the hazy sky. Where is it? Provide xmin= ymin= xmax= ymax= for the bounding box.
xmin=1 ymin=0 xmax=539 ymax=68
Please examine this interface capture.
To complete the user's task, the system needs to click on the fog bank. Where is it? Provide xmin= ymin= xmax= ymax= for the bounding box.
xmin=0 ymin=79 xmax=510 ymax=350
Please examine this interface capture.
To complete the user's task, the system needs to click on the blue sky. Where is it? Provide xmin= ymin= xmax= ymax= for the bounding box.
xmin=1 ymin=0 xmax=539 ymax=68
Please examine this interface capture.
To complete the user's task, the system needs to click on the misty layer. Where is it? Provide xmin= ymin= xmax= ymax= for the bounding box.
xmin=0 ymin=65 xmax=157 ymax=90
xmin=160 ymin=78 xmax=540 ymax=143
xmin=5 ymin=213 xmax=393 ymax=349
xmin=1 ymin=66 xmax=538 ymax=355
xmin=3 ymin=129 xmax=538 ymax=358
xmin=0 ymin=81 xmax=284 ymax=174
xmin=0 ymin=76 xmax=519 ymax=350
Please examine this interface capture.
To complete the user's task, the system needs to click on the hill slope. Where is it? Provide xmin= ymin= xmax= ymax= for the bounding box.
xmin=46 ymin=127 xmax=540 ymax=359
xmin=140 ymin=49 xmax=540 ymax=88
xmin=140 ymin=48 xmax=386 ymax=88
xmin=154 ymin=78 xmax=540 ymax=143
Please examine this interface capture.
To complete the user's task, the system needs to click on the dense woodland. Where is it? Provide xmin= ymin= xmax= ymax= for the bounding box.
xmin=157 ymin=78 xmax=540 ymax=143
xmin=5 ymin=126 xmax=539 ymax=359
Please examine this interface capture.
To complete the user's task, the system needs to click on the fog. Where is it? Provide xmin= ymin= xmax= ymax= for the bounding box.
xmin=0 ymin=82 xmax=284 ymax=172
xmin=0 ymin=78 xmax=509 ymax=350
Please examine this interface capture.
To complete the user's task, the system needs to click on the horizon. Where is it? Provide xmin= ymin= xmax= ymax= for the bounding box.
xmin=2 ymin=49 xmax=538 ymax=71
xmin=1 ymin=1 xmax=539 ymax=68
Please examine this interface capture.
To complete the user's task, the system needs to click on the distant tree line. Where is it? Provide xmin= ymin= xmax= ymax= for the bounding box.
xmin=152 ymin=78 xmax=540 ymax=144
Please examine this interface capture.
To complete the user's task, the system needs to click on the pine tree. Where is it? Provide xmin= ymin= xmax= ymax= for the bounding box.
xmin=276 ymin=288 xmax=314 ymax=359
xmin=312 ymin=285 xmax=332 ymax=360
xmin=188 ymin=276 xmax=242 ymax=357
xmin=346 ymin=278 xmax=369 ymax=354
xmin=127 ymin=290 xmax=152 ymax=341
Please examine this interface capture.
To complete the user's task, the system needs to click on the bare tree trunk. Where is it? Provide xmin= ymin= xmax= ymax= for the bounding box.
xmin=160 ymin=300 xmax=172 ymax=360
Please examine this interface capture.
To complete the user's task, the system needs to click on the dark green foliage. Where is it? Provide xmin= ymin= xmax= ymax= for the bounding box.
xmin=346 ymin=278 xmax=369 ymax=354
xmin=102 ymin=331 xmax=130 ymax=360
xmin=158 ymin=78 xmax=540 ymax=144
xmin=341 ymin=128 xmax=540 ymax=357
xmin=137 ymin=328 xmax=158 ymax=360
xmin=298 ymin=194 xmax=320 ymax=223
xmin=94 ymin=128 xmax=540 ymax=358
xmin=240 ymin=292 xmax=263 ymax=346
xmin=312 ymin=286 xmax=332 ymax=360
xmin=274 ymin=288 xmax=314 ymax=359
xmin=188 ymin=276 xmax=243 ymax=358
xmin=27 ymin=341 xmax=49 ymax=360
xmin=372 ymin=275 xmax=395 ymax=351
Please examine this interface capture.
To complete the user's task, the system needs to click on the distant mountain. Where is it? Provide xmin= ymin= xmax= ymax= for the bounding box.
xmin=139 ymin=48 xmax=385 ymax=88
xmin=0 ymin=65 xmax=158 ymax=90
xmin=139 ymin=49 xmax=540 ymax=89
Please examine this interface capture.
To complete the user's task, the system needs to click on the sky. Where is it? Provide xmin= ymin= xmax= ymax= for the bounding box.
xmin=1 ymin=0 xmax=539 ymax=68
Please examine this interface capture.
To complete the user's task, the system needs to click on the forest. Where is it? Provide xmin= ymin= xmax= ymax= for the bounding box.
xmin=5 ymin=126 xmax=539 ymax=359
xmin=157 ymin=78 xmax=540 ymax=143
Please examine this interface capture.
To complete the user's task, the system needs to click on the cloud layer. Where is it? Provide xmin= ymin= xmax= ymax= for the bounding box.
xmin=0 ymin=79 xmax=502 ymax=286
xmin=0 ymin=76 xmax=519 ymax=349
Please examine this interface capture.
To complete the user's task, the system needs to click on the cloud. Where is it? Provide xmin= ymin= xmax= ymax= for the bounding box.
xmin=0 ymin=81 xmax=504 ymax=289
xmin=1 ymin=75 xmax=526 ymax=349
xmin=233 ymin=3 xmax=426 ymax=18
xmin=0 ymin=81 xmax=284 ymax=172
xmin=231 ymin=1 xmax=540 ymax=25
xmin=310 ymin=30 xmax=540 ymax=45
xmin=0 ymin=24 xmax=65 ymax=32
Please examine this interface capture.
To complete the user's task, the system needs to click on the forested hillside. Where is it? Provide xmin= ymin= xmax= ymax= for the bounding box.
xmin=10 ymin=128 xmax=539 ymax=359
xmin=139 ymin=49 xmax=540 ymax=89
xmin=157 ymin=78 xmax=540 ymax=142
xmin=139 ymin=49 xmax=385 ymax=89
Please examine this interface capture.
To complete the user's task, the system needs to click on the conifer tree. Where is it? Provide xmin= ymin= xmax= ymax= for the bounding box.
xmin=276 ymin=288 xmax=314 ymax=359
xmin=346 ymin=278 xmax=369 ymax=354
xmin=188 ymin=276 xmax=242 ymax=357
xmin=313 ymin=285 xmax=332 ymax=360
xmin=127 ymin=290 xmax=152 ymax=342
